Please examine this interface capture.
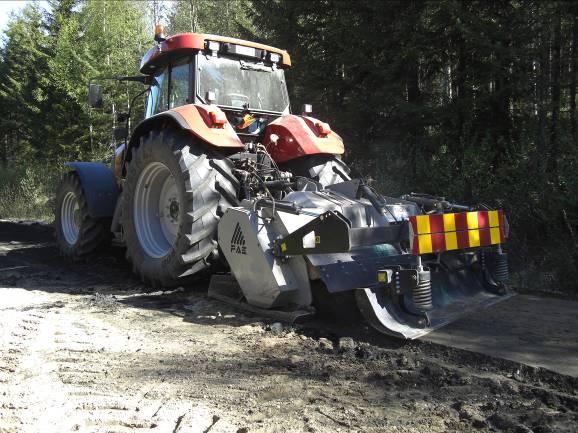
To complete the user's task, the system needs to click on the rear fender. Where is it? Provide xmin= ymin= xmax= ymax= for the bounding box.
xmin=263 ymin=115 xmax=345 ymax=164
xmin=126 ymin=104 xmax=244 ymax=166
xmin=65 ymin=162 xmax=119 ymax=218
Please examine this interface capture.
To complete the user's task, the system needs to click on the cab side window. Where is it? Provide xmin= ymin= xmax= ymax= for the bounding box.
xmin=146 ymin=69 xmax=169 ymax=118
xmin=170 ymin=58 xmax=191 ymax=108
xmin=145 ymin=57 xmax=191 ymax=118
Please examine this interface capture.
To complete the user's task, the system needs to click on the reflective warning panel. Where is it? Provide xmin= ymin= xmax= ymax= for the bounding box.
xmin=409 ymin=210 xmax=507 ymax=255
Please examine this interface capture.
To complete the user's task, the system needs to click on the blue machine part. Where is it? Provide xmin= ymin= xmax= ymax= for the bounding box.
xmin=65 ymin=162 xmax=119 ymax=218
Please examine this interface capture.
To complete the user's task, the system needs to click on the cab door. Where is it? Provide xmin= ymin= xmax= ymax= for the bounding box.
xmin=145 ymin=57 xmax=192 ymax=118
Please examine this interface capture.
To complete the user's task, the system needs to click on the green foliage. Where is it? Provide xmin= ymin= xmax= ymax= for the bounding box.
xmin=0 ymin=162 xmax=62 ymax=222
xmin=249 ymin=0 xmax=578 ymax=291
xmin=0 ymin=0 xmax=150 ymax=161
xmin=167 ymin=0 xmax=251 ymax=37
xmin=0 ymin=0 xmax=576 ymax=291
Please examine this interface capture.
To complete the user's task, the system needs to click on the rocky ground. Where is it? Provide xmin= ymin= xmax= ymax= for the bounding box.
xmin=0 ymin=220 xmax=576 ymax=433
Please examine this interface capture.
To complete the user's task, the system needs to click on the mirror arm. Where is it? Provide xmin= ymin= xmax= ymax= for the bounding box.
xmin=89 ymin=75 xmax=152 ymax=85
xmin=117 ymin=75 xmax=154 ymax=85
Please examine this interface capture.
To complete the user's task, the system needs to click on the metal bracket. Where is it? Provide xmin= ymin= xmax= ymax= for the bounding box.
xmin=273 ymin=211 xmax=351 ymax=256
xmin=377 ymin=265 xmax=419 ymax=295
xmin=273 ymin=210 xmax=410 ymax=257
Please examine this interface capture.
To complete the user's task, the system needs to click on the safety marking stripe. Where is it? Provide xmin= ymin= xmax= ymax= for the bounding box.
xmin=490 ymin=227 xmax=501 ymax=245
xmin=417 ymin=234 xmax=433 ymax=254
xmin=499 ymin=210 xmax=506 ymax=243
xmin=429 ymin=214 xmax=444 ymax=234
xmin=431 ymin=233 xmax=446 ymax=252
xmin=455 ymin=212 xmax=468 ymax=231
xmin=409 ymin=210 xmax=507 ymax=255
xmin=443 ymin=213 xmax=456 ymax=232
xmin=467 ymin=211 xmax=479 ymax=230
xmin=468 ymin=228 xmax=481 ymax=248
xmin=478 ymin=211 xmax=489 ymax=229
xmin=488 ymin=210 xmax=499 ymax=227
xmin=415 ymin=215 xmax=431 ymax=235
xmin=444 ymin=231 xmax=458 ymax=251
xmin=479 ymin=226 xmax=491 ymax=245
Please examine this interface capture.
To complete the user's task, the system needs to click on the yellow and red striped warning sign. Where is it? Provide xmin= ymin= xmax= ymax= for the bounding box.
xmin=409 ymin=210 xmax=507 ymax=255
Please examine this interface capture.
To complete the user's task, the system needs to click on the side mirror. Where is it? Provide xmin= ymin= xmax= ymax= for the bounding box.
xmin=113 ymin=127 xmax=128 ymax=140
xmin=88 ymin=84 xmax=103 ymax=108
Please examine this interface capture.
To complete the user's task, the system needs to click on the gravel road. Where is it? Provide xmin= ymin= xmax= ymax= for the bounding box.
xmin=0 ymin=220 xmax=576 ymax=433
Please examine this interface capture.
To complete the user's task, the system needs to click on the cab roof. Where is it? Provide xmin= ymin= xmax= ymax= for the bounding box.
xmin=139 ymin=33 xmax=292 ymax=74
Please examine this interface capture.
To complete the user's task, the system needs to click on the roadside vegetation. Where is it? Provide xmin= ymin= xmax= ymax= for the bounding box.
xmin=0 ymin=0 xmax=576 ymax=292
xmin=0 ymin=162 xmax=62 ymax=222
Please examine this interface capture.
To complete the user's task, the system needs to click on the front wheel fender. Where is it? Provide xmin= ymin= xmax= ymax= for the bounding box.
xmin=64 ymin=162 xmax=118 ymax=218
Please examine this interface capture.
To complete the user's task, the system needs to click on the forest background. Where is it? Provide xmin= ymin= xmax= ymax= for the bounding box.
xmin=0 ymin=0 xmax=576 ymax=292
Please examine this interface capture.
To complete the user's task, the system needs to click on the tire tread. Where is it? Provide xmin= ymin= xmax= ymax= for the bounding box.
xmin=122 ymin=129 xmax=238 ymax=287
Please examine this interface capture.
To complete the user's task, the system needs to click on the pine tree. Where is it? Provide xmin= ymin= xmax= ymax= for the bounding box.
xmin=0 ymin=4 xmax=50 ymax=160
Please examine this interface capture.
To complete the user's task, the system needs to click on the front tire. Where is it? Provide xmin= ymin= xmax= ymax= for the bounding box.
xmin=122 ymin=129 xmax=238 ymax=287
xmin=55 ymin=171 xmax=110 ymax=261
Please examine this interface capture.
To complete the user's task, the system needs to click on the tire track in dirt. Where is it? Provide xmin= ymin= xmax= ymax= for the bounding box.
xmin=0 ymin=311 xmax=32 ymax=430
xmin=0 ymin=289 xmax=238 ymax=432
xmin=18 ymin=297 xmax=236 ymax=433
xmin=0 ymin=303 xmax=63 ymax=432
xmin=48 ymin=307 xmax=155 ymax=432
xmin=2 ymin=221 xmax=578 ymax=432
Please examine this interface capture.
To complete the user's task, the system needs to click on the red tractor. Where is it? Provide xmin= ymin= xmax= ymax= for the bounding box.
xmin=55 ymin=29 xmax=511 ymax=339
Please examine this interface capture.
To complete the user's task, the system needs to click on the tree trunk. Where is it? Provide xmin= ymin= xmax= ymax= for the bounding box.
xmin=571 ymin=12 xmax=577 ymax=143
xmin=536 ymin=18 xmax=548 ymax=174
xmin=549 ymin=7 xmax=561 ymax=173
xmin=189 ymin=0 xmax=197 ymax=32
xmin=1 ymin=133 xmax=6 ymax=167
xmin=407 ymin=57 xmax=421 ymax=178
xmin=455 ymin=40 xmax=467 ymax=175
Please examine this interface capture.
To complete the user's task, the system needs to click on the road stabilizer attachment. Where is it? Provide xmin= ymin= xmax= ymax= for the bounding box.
xmin=357 ymin=249 xmax=513 ymax=339
xmin=212 ymin=184 xmax=513 ymax=339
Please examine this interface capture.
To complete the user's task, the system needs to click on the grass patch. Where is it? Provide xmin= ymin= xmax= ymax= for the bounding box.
xmin=0 ymin=162 xmax=64 ymax=222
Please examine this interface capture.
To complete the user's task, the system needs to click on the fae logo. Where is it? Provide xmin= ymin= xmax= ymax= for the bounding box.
xmin=230 ymin=223 xmax=247 ymax=255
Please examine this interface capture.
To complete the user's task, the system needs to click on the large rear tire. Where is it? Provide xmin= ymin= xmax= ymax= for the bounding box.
xmin=280 ymin=155 xmax=351 ymax=187
xmin=122 ymin=128 xmax=238 ymax=287
xmin=55 ymin=171 xmax=110 ymax=261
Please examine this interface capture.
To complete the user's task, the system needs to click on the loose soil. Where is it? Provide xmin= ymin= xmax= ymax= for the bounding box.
xmin=0 ymin=220 xmax=576 ymax=433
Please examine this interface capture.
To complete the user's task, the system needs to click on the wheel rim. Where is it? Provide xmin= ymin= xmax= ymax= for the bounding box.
xmin=134 ymin=162 xmax=180 ymax=258
xmin=61 ymin=191 xmax=80 ymax=245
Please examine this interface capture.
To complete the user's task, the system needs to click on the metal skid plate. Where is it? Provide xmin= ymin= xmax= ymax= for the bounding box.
xmin=208 ymin=274 xmax=315 ymax=323
xmin=357 ymin=287 xmax=514 ymax=339
xmin=356 ymin=253 xmax=515 ymax=339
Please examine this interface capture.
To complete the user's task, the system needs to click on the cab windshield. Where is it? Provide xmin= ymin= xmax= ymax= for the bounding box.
xmin=198 ymin=55 xmax=290 ymax=113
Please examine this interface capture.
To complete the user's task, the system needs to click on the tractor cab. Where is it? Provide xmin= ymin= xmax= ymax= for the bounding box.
xmin=140 ymin=32 xmax=291 ymax=140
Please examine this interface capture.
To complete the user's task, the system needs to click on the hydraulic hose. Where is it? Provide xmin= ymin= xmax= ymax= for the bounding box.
xmin=401 ymin=195 xmax=471 ymax=212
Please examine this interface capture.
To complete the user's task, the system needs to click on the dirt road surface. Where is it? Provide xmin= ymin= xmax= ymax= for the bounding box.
xmin=0 ymin=220 xmax=577 ymax=433
xmin=425 ymin=296 xmax=578 ymax=378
